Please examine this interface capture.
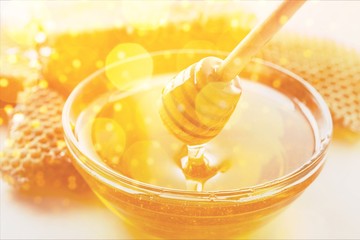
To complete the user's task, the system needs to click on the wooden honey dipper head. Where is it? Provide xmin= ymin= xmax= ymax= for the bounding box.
xmin=160 ymin=0 xmax=306 ymax=146
xmin=159 ymin=57 xmax=242 ymax=145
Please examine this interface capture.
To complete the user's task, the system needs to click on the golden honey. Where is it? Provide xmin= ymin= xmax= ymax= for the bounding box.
xmin=72 ymin=76 xmax=318 ymax=238
xmin=76 ymin=74 xmax=315 ymax=192
xmin=63 ymin=50 xmax=331 ymax=239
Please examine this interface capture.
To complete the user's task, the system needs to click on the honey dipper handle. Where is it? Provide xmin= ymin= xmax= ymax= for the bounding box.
xmin=218 ymin=0 xmax=306 ymax=82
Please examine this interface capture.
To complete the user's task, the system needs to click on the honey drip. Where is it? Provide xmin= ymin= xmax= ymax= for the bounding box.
xmin=181 ymin=145 xmax=218 ymax=191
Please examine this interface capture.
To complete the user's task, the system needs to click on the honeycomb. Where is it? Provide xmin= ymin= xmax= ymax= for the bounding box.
xmin=0 ymin=86 xmax=88 ymax=192
xmin=260 ymin=35 xmax=360 ymax=133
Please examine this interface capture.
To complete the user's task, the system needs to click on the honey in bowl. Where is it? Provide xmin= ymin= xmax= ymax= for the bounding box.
xmin=63 ymin=50 xmax=332 ymax=239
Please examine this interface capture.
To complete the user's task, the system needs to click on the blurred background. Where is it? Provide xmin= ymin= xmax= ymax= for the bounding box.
xmin=1 ymin=1 xmax=360 ymax=48
xmin=1 ymin=1 xmax=360 ymax=239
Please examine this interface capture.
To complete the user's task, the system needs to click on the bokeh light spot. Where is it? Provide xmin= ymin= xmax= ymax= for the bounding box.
xmin=181 ymin=23 xmax=191 ymax=32
xmin=279 ymin=15 xmax=288 ymax=25
xmin=39 ymin=106 xmax=48 ymax=113
xmin=92 ymin=118 xmax=126 ymax=162
xmin=58 ymin=74 xmax=67 ymax=83
xmin=56 ymin=140 xmax=66 ymax=150
xmin=0 ymin=78 xmax=9 ymax=88
xmin=35 ymin=32 xmax=46 ymax=44
xmin=105 ymin=43 xmax=153 ymax=91
xmin=38 ymin=79 xmax=48 ymax=89
xmin=39 ymin=47 xmax=52 ymax=57
xmin=31 ymin=120 xmax=40 ymax=129
xmin=4 ymin=105 xmax=14 ymax=115
xmin=113 ymin=102 xmax=123 ymax=112
xmin=272 ymin=79 xmax=282 ymax=88
xmin=72 ymin=59 xmax=82 ymax=69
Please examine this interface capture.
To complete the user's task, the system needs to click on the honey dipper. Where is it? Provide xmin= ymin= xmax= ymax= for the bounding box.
xmin=160 ymin=0 xmax=306 ymax=145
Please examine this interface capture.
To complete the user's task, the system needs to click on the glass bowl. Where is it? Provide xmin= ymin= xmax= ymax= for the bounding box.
xmin=62 ymin=49 xmax=332 ymax=239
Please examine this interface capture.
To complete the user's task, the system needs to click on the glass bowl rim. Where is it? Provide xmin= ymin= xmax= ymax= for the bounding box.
xmin=62 ymin=49 xmax=333 ymax=201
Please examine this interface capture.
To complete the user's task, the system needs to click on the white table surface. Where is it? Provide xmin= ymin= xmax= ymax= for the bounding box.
xmin=1 ymin=1 xmax=360 ymax=239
